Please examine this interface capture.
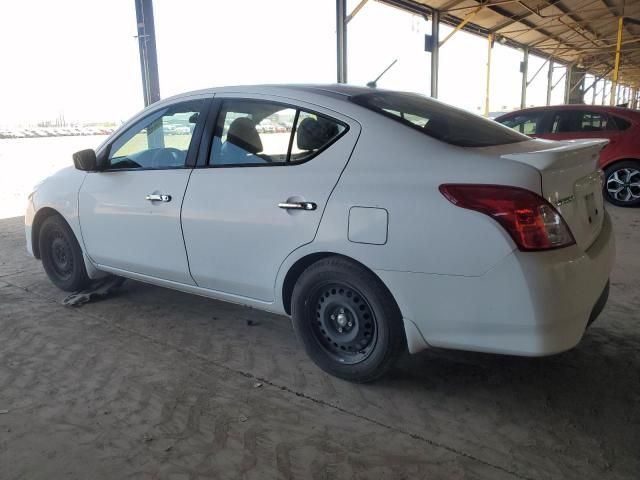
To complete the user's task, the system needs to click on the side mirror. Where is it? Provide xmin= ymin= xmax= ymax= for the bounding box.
xmin=72 ymin=149 xmax=98 ymax=171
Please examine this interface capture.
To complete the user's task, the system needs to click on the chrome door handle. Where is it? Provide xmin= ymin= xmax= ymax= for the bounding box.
xmin=278 ymin=201 xmax=317 ymax=211
xmin=146 ymin=194 xmax=172 ymax=202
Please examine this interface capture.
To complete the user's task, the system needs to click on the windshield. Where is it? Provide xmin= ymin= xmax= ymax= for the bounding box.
xmin=350 ymin=91 xmax=528 ymax=147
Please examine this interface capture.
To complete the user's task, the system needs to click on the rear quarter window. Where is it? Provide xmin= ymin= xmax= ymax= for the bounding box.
xmin=350 ymin=91 xmax=528 ymax=147
xmin=611 ymin=115 xmax=631 ymax=131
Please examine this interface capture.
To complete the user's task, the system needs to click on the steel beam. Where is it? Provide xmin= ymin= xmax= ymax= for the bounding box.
xmin=610 ymin=16 xmax=623 ymax=105
xmin=134 ymin=0 xmax=161 ymax=106
xmin=438 ymin=5 xmax=483 ymax=47
xmin=484 ymin=34 xmax=493 ymax=116
xmin=546 ymin=60 xmax=554 ymax=105
xmin=520 ymin=48 xmax=529 ymax=109
xmin=336 ymin=0 xmax=347 ymax=83
xmin=431 ymin=9 xmax=440 ymax=98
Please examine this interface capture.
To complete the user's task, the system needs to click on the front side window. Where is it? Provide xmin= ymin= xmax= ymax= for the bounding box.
xmin=350 ymin=91 xmax=527 ymax=147
xmin=108 ymin=99 xmax=204 ymax=169
xmin=209 ymin=100 xmax=346 ymax=166
xmin=499 ymin=113 xmax=545 ymax=135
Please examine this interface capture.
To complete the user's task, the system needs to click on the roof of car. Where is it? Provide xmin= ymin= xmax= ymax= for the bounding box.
xmin=166 ymin=84 xmax=376 ymax=101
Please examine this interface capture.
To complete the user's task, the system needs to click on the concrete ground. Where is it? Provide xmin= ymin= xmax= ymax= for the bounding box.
xmin=0 ymin=207 xmax=639 ymax=480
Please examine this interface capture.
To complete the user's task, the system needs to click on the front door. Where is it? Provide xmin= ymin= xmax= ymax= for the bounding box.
xmin=79 ymin=98 xmax=207 ymax=284
xmin=181 ymin=95 xmax=360 ymax=301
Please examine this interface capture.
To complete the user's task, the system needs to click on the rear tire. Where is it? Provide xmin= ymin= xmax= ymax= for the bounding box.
xmin=291 ymin=256 xmax=405 ymax=383
xmin=39 ymin=215 xmax=91 ymax=292
xmin=604 ymin=160 xmax=640 ymax=207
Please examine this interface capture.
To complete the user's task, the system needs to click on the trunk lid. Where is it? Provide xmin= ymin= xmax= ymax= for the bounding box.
xmin=499 ymin=139 xmax=607 ymax=251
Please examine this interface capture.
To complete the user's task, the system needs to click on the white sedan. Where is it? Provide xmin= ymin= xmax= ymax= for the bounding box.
xmin=25 ymin=85 xmax=615 ymax=382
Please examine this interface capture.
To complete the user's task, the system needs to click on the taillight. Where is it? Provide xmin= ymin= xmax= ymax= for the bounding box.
xmin=439 ymin=184 xmax=575 ymax=251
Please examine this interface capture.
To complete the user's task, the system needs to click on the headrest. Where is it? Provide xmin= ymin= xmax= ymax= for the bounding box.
xmin=226 ymin=117 xmax=263 ymax=154
xmin=297 ymin=117 xmax=339 ymax=151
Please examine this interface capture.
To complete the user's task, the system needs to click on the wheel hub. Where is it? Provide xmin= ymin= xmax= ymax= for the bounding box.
xmin=312 ymin=284 xmax=377 ymax=364
xmin=50 ymin=233 xmax=73 ymax=278
xmin=607 ymin=168 xmax=640 ymax=203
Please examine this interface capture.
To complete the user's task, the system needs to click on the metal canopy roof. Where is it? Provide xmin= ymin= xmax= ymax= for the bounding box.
xmin=382 ymin=0 xmax=640 ymax=86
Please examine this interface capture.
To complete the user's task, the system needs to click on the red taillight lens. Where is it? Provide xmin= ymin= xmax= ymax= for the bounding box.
xmin=439 ymin=184 xmax=575 ymax=251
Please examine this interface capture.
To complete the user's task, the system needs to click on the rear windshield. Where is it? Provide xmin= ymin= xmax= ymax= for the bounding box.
xmin=350 ymin=91 xmax=528 ymax=147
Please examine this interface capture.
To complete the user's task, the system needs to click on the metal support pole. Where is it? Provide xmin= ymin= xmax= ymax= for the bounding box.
xmin=484 ymin=34 xmax=493 ymax=117
xmin=610 ymin=16 xmax=623 ymax=105
xmin=592 ymin=77 xmax=598 ymax=105
xmin=546 ymin=60 xmax=553 ymax=105
xmin=430 ymin=9 xmax=440 ymax=98
xmin=520 ymin=48 xmax=529 ymax=109
xmin=336 ymin=0 xmax=347 ymax=83
xmin=564 ymin=64 xmax=573 ymax=104
xmin=135 ymin=0 xmax=161 ymax=106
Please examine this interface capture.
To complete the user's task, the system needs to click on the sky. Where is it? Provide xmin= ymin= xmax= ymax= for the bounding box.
xmin=0 ymin=0 xmax=606 ymax=127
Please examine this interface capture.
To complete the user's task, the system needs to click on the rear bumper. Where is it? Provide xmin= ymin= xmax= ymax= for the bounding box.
xmin=377 ymin=211 xmax=615 ymax=356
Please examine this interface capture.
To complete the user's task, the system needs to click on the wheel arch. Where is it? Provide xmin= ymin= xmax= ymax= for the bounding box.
xmin=281 ymin=251 xmax=429 ymax=354
xmin=602 ymin=157 xmax=640 ymax=171
xmin=281 ymin=251 xmax=400 ymax=317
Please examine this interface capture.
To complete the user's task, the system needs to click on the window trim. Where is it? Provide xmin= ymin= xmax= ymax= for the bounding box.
xmin=98 ymin=97 xmax=210 ymax=172
xmin=200 ymin=98 xmax=349 ymax=169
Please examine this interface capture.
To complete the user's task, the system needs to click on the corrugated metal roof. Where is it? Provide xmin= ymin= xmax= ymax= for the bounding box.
xmin=381 ymin=0 xmax=640 ymax=86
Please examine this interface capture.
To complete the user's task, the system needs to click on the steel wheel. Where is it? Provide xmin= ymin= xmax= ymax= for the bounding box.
xmin=606 ymin=167 xmax=640 ymax=204
xmin=291 ymin=256 xmax=406 ymax=382
xmin=48 ymin=230 xmax=74 ymax=281
xmin=311 ymin=283 xmax=378 ymax=364
xmin=39 ymin=214 xmax=91 ymax=292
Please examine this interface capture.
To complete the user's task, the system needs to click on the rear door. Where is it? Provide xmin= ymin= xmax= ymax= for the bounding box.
xmin=540 ymin=109 xmax=621 ymax=144
xmin=181 ymin=95 xmax=360 ymax=301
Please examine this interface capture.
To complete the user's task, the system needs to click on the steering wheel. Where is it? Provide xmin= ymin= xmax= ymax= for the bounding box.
xmin=149 ymin=147 xmax=184 ymax=168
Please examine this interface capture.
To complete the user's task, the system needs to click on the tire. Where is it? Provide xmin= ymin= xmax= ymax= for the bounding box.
xmin=291 ymin=256 xmax=406 ymax=383
xmin=603 ymin=160 xmax=640 ymax=207
xmin=39 ymin=215 xmax=91 ymax=292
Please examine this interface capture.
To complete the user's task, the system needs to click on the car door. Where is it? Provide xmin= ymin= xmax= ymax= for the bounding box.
xmin=497 ymin=110 xmax=548 ymax=137
xmin=181 ymin=95 xmax=360 ymax=301
xmin=79 ymin=97 xmax=208 ymax=284
xmin=540 ymin=109 xmax=615 ymax=140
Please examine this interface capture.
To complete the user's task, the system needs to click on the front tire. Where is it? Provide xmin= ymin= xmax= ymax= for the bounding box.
xmin=604 ymin=160 xmax=640 ymax=207
xmin=39 ymin=215 xmax=91 ymax=292
xmin=291 ymin=256 xmax=405 ymax=383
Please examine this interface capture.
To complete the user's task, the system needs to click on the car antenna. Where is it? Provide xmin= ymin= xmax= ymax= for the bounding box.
xmin=366 ymin=59 xmax=398 ymax=88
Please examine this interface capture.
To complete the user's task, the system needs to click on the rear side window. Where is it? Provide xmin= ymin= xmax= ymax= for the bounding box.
xmin=350 ymin=91 xmax=527 ymax=147
xmin=578 ymin=111 xmax=613 ymax=132
xmin=499 ymin=112 xmax=546 ymax=135
xmin=550 ymin=111 xmax=576 ymax=133
xmin=209 ymin=99 xmax=346 ymax=166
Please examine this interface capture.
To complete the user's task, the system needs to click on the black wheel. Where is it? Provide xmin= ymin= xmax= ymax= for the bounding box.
xmin=604 ymin=160 xmax=640 ymax=207
xmin=39 ymin=215 xmax=91 ymax=292
xmin=291 ymin=256 xmax=405 ymax=383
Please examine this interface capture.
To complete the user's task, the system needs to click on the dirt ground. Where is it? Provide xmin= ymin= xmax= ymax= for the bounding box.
xmin=0 ymin=206 xmax=639 ymax=480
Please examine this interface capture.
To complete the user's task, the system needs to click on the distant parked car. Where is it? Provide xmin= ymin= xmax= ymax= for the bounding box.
xmin=496 ymin=105 xmax=640 ymax=207
xmin=26 ymin=85 xmax=614 ymax=382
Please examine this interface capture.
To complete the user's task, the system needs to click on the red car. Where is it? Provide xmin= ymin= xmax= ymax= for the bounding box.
xmin=496 ymin=105 xmax=640 ymax=207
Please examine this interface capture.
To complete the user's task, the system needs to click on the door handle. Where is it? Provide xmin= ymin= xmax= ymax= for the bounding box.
xmin=146 ymin=194 xmax=172 ymax=202
xmin=278 ymin=201 xmax=317 ymax=211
